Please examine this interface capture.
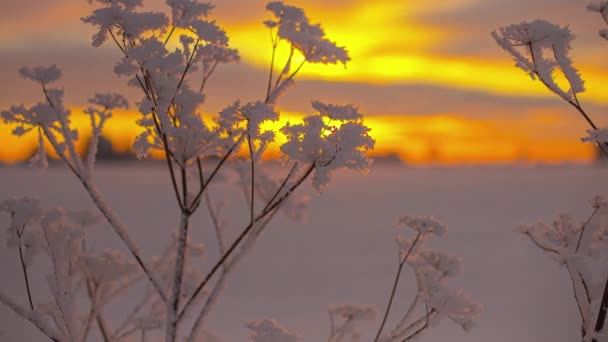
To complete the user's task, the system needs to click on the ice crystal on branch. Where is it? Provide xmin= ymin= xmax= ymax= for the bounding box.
xmin=492 ymin=20 xmax=585 ymax=102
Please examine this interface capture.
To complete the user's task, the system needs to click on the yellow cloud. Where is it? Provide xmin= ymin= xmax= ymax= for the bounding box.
xmin=223 ymin=0 xmax=608 ymax=103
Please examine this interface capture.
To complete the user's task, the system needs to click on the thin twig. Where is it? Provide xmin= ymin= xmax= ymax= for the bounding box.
xmin=189 ymin=134 xmax=245 ymax=212
xmin=16 ymin=226 xmax=34 ymax=311
xmin=264 ymin=29 xmax=280 ymax=103
xmin=199 ymin=60 xmax=219 ymax=94
xmin=374 ymin=233 xmax=422 ymax=342
xmin=576 ymin=207 xmax=600 ymax=253
xmin=164 ymin=26 xmax=176 ymax=45
xmin=85 ymin=280 xmax=110 ymax=342
xmin=400 ymin=304 xmax=430 ymax=342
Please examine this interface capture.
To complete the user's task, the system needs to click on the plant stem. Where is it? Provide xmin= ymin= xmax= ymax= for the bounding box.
xmin=247 ymin=132 xmax=255 ymax=224
xmin=164 ymin=27 xmax=176 ymax=45
xmin=264 ymin=29 xmax=280 ymax=103
xmin=165 ymin=212 xmax=191 ymax=342
xmin=85 ymin=280 xmax=110 ymax=342
xmin=374 ymin=233 xmax=422 ymax=342
xmin=593 ymin=277 xmax=608 ymax=342
xmin=18 ymin=239 xmax=34 ymax=311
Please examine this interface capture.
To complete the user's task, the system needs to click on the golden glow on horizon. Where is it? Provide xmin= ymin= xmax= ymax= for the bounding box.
xmin=0 ymin=109 xmax=595 ymax=165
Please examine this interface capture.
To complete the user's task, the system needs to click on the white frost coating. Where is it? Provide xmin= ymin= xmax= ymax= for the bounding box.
xmin=280 ymin=101 xmax=374 ymax=192
xmin=397 ymin=215 xmax=447 ymax=237
xmin=492 ymin=20 xmax=585 ymax=102
xmin=517 ymin=196 xmax=608 ymax=339
xmin=582 ymin=128 xmax=608 ymax=143
xmin=379 ymin=214 xmax=480 ymax=342
xmin=328 ymin=304 xmax=376 ymax=342
xmin=245 ymin=319 xmax=299 ymax=342
xmin=265 ymin=1 xmax=349 ymax=65
xmin=19 ymin=65 xmax=62 ymax=85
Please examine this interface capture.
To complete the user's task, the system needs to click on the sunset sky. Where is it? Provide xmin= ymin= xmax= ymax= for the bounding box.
xmin=1 ymin=0 xmax=608 ymax=164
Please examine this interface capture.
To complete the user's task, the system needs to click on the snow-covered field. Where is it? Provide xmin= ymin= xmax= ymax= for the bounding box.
xmin=1 ymin=163 xmax=606 ymax=341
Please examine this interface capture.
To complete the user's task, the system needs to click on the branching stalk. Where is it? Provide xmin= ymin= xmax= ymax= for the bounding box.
xmin=178 ymin=163 xmax=316 ymax=321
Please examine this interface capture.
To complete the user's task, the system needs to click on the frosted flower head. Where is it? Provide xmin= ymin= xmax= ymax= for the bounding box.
xmin=196 ymin=43 xmax=240 ymax=72
xmin=241 ymin=101 xmax=280 ymax=139
xmin=328 ymin=304 xmax=376 ymax=322
xmin=582 ymin=128 xmax=608 ymax=144
xmin=587 ymin=1 xmax=608 ymax=14
xmin=492 ymin=20 xmax=584 ymax=101
xmin=79 ymin=251 xmax=137 ymax=284
xmin=88 ymin=93 xmax=129 ymax=110
xmin=397 ymin=215 xmax=447 ymax=237
xmin=41 ymin=208 xmax=87 ymax=262
xmin=167 ymin=0 xmax=214 ymax=27
xmin=67 ymin=209 xmax=102 ymax=227
xmin=432 ymin=290 xmax=482 ymax=332
xmin=518 ymin=213 xmax=587 ymax=257
xmin=409 ymin=250 xmax=463 ymax=278
xmin=265 ymin=1 xmax=350 ymax=65
xmin=19 ymin=65 xmax=62 ymax=85
xmin=82 ymin=4 xmax=168 ymax=47
xmin=1 ymin=197 xmax=43 ymax=245
xmin=88 ymin=0 xmax=143 ymax=10
xmin=280 ymin=101 xmax=374 ymax=192
xmin=245 ymin=319 xmax=298 ymax=342
xmin=590 ymin=195 xmax=608 ymax=209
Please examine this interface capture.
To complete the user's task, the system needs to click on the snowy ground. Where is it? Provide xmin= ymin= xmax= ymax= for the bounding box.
xmin=1 ymin=163 xmax=606 ymax=341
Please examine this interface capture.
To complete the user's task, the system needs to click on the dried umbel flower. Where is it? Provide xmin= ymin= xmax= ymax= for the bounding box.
xmin=245 ymin=319 xmax=298 ymax=342
xmin=492 ymin=20 xmax=584 ymax=102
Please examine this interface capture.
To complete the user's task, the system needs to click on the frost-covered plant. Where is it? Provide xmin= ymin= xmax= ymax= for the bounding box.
xmin=517 ymin=196 xmax=608 ymax=342
xmin=492 ymin=15 xmax=608 ymax=155
xmin=495 ymin=4 xmax=608 ymax=341
xmin=0 ymin=1 xmax=377 ymax=341
xmin=372 ymin=216 xmax=481 ymax=342
xmin=0 ymin=1 xmax=480 ymax=342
